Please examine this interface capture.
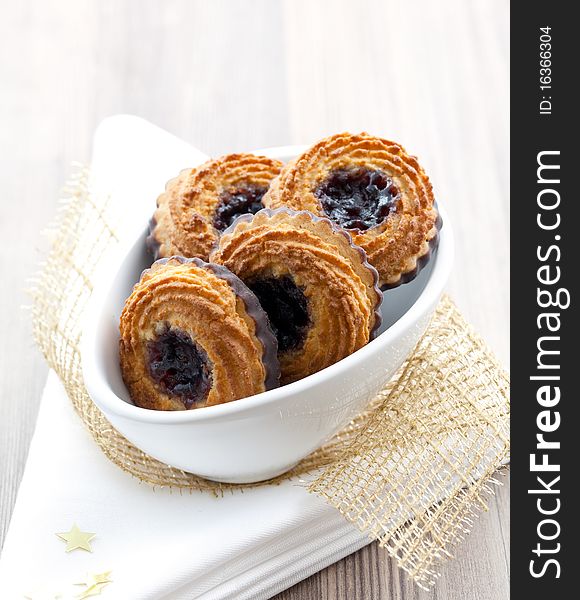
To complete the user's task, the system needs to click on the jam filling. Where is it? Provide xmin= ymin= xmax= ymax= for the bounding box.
xmin=213 ymin=184 xmax=268 ymax=231
xmin=247 ymin=276 xmax=310 ymax=354
xmin=314 ymin=167 xmax=400 ymax=231
xmin=147 ymin=328 xmax=212 ymax=408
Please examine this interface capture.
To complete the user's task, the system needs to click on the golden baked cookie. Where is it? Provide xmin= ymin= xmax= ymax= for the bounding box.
xmin=210 ymin=208 xmax=382 ymax=384
xmin=119 ymin=257 xmax=279 ymax=410
xmin=147 ymin=154 xmax=283 ymax=261
xmin=263 ymin=133 xmax=441 ymax=288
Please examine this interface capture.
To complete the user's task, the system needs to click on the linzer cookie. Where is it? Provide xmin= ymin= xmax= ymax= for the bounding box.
xmin=119 ymin=257 xmax=279 ymax=410
xmin=263 ymin=132 xmax=441 ymax=288
xmin=211 ymin=208 xmax=382 ymax=384
xmin=147 ymin=154 xmax=283 ymax=261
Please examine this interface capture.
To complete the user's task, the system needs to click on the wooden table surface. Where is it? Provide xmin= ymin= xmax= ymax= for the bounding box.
xmin=0 ymin=1 xmax=509 ymax=598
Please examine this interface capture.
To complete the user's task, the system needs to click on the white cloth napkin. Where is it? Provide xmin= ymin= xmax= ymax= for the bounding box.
xmin=0 ymin=116 xmax=370 ymax=598
xmin=0 ymin=373 xmax=368 ymax=599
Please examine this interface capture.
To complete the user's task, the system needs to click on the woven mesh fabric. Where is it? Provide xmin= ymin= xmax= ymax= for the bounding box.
xmin=30 ymin=168 xmax=510 ymax=587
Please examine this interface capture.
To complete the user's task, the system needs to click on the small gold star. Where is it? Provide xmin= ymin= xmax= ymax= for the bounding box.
xmin=55 ymin=523 xmax=96 ymax=552
xmin=75 ymin=571 xmax=113 ymax=598
xmin=75 ymin=571 xmax=112 ymax=588
xmin=76 ymin=584 xmax=106 ymax=599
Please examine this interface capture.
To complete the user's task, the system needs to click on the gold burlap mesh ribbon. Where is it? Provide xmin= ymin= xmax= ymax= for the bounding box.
xmin=31 ymin=167 xmax=509 ymax=589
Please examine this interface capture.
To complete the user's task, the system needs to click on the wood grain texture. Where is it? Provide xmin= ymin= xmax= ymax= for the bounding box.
xmin=0 ymin=0 xmax=509 ymax=598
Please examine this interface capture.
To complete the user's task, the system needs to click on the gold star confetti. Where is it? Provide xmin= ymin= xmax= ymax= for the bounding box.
xmin=76 ymin=584 xmax=107 ymax=599
xmin=74 ymin=571 xmax=113 ymax=598
xmin=55 ymin=524 xmax=96 ymax=553
xmin=75 ymin=571 xmax=112 ymax=588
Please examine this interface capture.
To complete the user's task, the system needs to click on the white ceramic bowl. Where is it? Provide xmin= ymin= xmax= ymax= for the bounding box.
xmin=82 ymin=146 xmax=454 ymax=484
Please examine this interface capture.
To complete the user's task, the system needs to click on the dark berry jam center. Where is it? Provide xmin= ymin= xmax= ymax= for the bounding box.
xmin=314 ymin=167 xmax=400 ymax=231
xmin=147 ymin=327 xmax=212 ymax=408
xmin=213 ymin=184 xmax=268 ymax=232
xmin=247 ymin=276 xmax=310 ymax=354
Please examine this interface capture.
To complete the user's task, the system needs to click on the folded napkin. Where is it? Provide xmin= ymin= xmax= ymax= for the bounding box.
xmin=0 ymin=372 xmax=369 ymax=599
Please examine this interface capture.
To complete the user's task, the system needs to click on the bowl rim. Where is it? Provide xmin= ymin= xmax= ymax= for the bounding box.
xmin=82 ymin=146 xmax=454 ymax=424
